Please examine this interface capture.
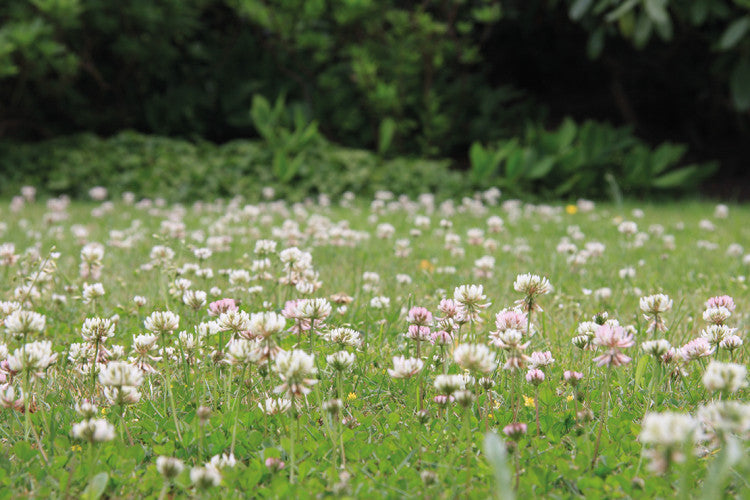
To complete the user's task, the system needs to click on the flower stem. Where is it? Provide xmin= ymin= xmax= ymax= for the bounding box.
xmin=591 ymin=369 xmax=610 ymax=467
xmin=464 ymin=409 xmax=472 ymax=495
xmin=534 ymin=387 xmax=541 ymax=436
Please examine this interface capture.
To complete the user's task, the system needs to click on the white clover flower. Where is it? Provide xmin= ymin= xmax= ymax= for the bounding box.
xmin=528 ymin=350 xmax=555 ymax=369
xmin=513 ymin=274 xmax=553 ymax=297
xmin=387 ymin=356 xmax=424 ymax=379
xmin=144 ymin=311 xmax=180 ymax=334
xmin=299 ymin=298 xmax=332 ymax=321
xmin=80 ymin=317 xmax=115 ymax=342
xmin=82 ymin=283 xmax=105 ymax=304
xmin=327 ymin=350 xmax=355 ymax=371
xmin=7 ymin=340 xmax=57 ymax=376
xmin=376 ymin=223 xmax=395 ymax=239
xmin=216 ymin=310 xmax=251 ymax=334
xmin=259 ymin=397 xmax=292 ymax=416
xmin=71 ymin=418 xmax=115 ymax=443
xmin=640 ymin=294 xmax=672 ymax=333
xmin=433 ymin=374 xmax=466 ymax=395
xmin=207 ymin=452 xmax=237 ymax=470
xmin=617 ymin=221 xmax=638 ymax=235
xmin=0 ymin=385 xmax=22 ymax=409
xmin=248 ymin=311 xmax=286 ymax=338
xmin=702 ymin=361 xmax=747 ymax=393
xmin=254 ymin=239 xmax=277 ymax=255
xmin=323 ymin=328 xmax=362 ymax=348
xmin=190 ymin=465 xmax=221 ymax=489
xmin=182 ymin=290 xmax=207 ymax=311
xmin=193 ymin=247 xmax=213 ymax=260
xmin=228 ymin=269 xmax=251 ymax=286
xmin=104 ymin=385 xmax=142 ymax=405
xmin=132 ymin=333 xmax=160 ymax=353
xmin=98 ymin=360 xmax=144 ymax=388
xmin=640 ymin=412 xmax=697 ymax=446
xmin=640 ymin=411 xmax=698 ymax=473
xmin=454 ymin=284 xmax=489 ymax=309
xmin=720 ymin=335 xmax=743 ymax=351
xmin=697 ymin=401 xmax=750 ymax=439
xmin=75 ymin=400 xmax=98 ymax=418
xmin=641 ymin=339 xmax=671 ymax=357
xmin=454 ymin=343 xmax=497 ymax=373
xmin=157 ymin=456 xmax=184 ymax=479
xmin=80 ymin=242 xmax=104 ymax=263
xmin=618 ymin=267 xmax=636 ymax=279
xmin=703 ymin=306 xmax=731 ymax=325
xmin=0 ymin=300 xmax=21 ymax=318
xmin=88 ymin=186 xmax=108 ymax=201
xmin=701 ymin=324 xmax=734 ymax=347
xmin=273 ymin=349 xmax=318 ymax=397
xmin=150 ymin=245 xmax=175 ymax=262
xmin=4 ymin=310 xmax=46 ymax=339
xmin=680 ymin=337 xmax=714 ymax=361
xmin=225 ymin=339 xmax=261 ymax=365
xmin=370 ymin=296 xmax=391 ymax=309
xmin=640 ymin=294 xmax=673 ymax=315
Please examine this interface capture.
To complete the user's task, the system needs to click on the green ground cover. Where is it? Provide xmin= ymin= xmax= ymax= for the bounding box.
xmin=0 ymin=192 xmax=748 ymax=498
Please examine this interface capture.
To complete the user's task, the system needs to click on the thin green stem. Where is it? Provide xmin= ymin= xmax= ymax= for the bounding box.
xmin=464 ymin=409 xmax=472 ymax=495
xmin=591 ymin=369 xmax=610 ymax=467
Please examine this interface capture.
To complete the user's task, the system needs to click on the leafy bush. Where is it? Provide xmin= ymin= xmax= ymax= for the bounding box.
xmin=0 ymin=128 xmax=466 ymax=202
xmin=564 ymin=0 xmax=750 ymax=111
xmin=469 ymin=119 xmax=718 ymax=198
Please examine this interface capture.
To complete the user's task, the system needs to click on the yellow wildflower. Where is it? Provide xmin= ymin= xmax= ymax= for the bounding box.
xmin=419 ymin=259 xmax=435 ymax=273
xmin=565 ymin=204 xmax=578 ymax=215
xmin=347 ymin=392 xmax=357 ymax=401
xmin=71 ymin=445 xmax=82 ymax=452
xmin=523 ymin=395 xmax=535 ymax=408
xmin=566 ymin=394 xmax=574 ymax=402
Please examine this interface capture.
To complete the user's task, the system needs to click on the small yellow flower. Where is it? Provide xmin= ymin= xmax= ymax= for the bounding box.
xmin=523 ymin=395 xmax=535 ymax=408
xmin=100 ymin=407 xmax=108 ymax=415
xmin=493 ymin=400 xmax=502 ymax=410
xmin=565 ymin=204 xmax=578 ymax=215
xmin=71 ymin=445 xmax=82 ymax=452
xmin=566 ymin=394 xmax=574 ymax=402
xmin=419 ymin=259 xmax=435 ymax=273
xmin=347 ymin=392 xmax=357 ymax=401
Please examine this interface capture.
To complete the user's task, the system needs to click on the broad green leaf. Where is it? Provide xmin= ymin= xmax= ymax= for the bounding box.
xmin=472 ymin=4 xmax=502 ymax=23
xmin=378 ymin=117 xmax=396 ymax=155
xmin=719 ymin=17 xmax=750 ymax=51
xmin=569 ymin=0 xmax=593 ymax=21
xmin=526 ymin=156 xmax=556 ymax=179
xmin=504 ymin=149 xmax=525 ymax=180
xmin=605 ymin=0 xmax=639 ymax=22
xmin=633 ymin=12 xmax=652 ymax=49
xmin=587 ymin=27 xmax=605 ymax=59
xmin=644 ymin=0 xmax=669 ymax=26
xmin=650 ymin=142 xmax=686 ymax=174
xmin=483 ymin=432 xmax=514 ymax=500
xmin=634 ymin=355 xmax=648 ymax=389
xmin=730 ymin=58 xmax=750 ymax=111
xmin=82 ymin=472 xmax=108 ymax=500
xmin=651 ymin=165 xmax=699 ymax=188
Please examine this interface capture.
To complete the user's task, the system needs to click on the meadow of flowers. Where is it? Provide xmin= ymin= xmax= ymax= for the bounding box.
xmin=0 ymin=186 xmax=748 ymax=498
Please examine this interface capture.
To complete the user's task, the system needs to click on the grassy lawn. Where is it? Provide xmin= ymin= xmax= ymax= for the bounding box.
xmin=0 ymin=193 xmax=748 ymax=498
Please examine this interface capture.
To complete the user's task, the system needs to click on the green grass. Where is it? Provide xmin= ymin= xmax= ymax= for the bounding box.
xmin=0 ymin=195 xmax=748 ymax=498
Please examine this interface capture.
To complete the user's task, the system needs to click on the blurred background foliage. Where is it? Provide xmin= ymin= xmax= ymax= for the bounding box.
xmin=0 ymin=0 xmax=747 ymax=200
